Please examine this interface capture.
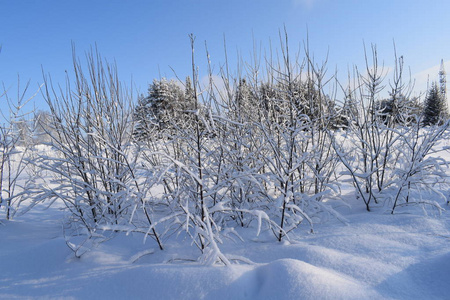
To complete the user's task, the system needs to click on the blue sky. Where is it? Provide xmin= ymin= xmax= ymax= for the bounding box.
xmin=1 ymin=0 xmax=449 ymax=111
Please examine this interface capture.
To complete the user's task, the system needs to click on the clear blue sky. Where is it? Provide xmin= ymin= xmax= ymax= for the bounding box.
xmin=1 ymin=0 xmax=449 ymax=111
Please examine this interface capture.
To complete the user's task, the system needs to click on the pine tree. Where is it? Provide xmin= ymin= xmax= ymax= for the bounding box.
xmin=423 ymin=82 xmax=448 ymax=126
xmin=259 ymin=82 xmax=280 ymax=124
xmin=234 ymin=78 xmax=253 ymax=122
xmin=133 ymin=94 xmax=152 ymax=141
xmin=133 ymin=78 xmax=186 ymax=139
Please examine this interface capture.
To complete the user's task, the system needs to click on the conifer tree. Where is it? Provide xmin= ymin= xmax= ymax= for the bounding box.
xmin=423 ymin=82 xmax=448 ymax=126
xmin=133 ymin=78 xmax=187 ymax=139
xmin=234 ymin=78 xmax=253 ymax=122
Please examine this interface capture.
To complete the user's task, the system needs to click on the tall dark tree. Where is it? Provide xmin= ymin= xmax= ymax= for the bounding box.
xmin=423 ymin=82 xmax=448 ymax=126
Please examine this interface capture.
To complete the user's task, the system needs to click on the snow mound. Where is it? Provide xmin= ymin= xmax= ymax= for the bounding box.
xmin=209 ymin=259 xmax=382 ymax=300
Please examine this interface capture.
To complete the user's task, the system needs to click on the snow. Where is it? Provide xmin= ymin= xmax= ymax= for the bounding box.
xmin=1 ymin=195 xmax=449 ymax=299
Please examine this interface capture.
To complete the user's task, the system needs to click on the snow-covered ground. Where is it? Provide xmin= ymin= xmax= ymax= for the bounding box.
xmin=1 ymin=193 xmax=449 ymax=299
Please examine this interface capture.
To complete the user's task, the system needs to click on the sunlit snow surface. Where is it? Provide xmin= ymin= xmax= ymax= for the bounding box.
xmin=1 ymin=195 xmax=449 ymax=300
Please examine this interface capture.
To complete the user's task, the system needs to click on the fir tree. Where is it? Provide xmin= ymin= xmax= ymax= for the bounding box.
xmin=133 ymin=94 xmax=152 ymax=141
xmin=133 ymin=78 xmax=188 ymax=140
xmin=234 ymin=79 xmax=253 ymax=122
xmin=423 ymin=82 xmax=448 ymax=126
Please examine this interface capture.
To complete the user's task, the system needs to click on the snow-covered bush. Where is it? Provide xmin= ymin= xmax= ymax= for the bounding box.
xmin=135 ymin=33 xmax=344 ymax=266
xmin=0 ymin=79 xmax=38 ymax=220
xmin=135 ymin=37 xmax=277 ymax=265
xmin=10 ymin=36 xmax=449 ymax=264
xmin=331 ymin=47 xmax=450 ymax=212
xmin=36 ymin=48 xmax=163 ymax=255
xmin=388 ymin=119 xmax=450 ymax=213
